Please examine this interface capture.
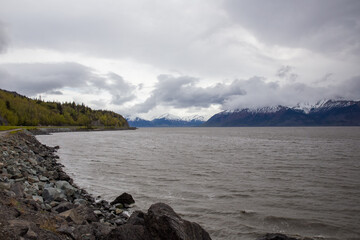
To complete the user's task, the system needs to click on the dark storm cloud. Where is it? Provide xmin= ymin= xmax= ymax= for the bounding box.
xmin=0 ymin=62 xmax=136 ymax=105
xmin=224 ymin=0 xmax=360 ymax=54
xmin=134 ymin=75 xmax=246 ymax=113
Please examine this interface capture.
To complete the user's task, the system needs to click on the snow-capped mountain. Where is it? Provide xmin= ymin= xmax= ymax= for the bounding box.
xmin=203 ymin=100 xmax=360 ymax=126
xmin=126 ymin=114 xmax=206 ymax=127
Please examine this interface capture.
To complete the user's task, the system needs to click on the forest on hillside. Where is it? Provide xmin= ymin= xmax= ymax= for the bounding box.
xmin=0 ymin=89 xmax=129 ymax=127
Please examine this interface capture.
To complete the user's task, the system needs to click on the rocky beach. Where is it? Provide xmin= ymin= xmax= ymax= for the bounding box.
xmin=0 ymin=130 xmax=313 ymax=240
xmin=0 ymin=130 xmax=212 ymax=240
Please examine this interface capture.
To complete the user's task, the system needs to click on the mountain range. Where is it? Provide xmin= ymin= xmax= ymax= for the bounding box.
xmin=203 ymin=100 xmax=360 ymax=127
xmin=127 ymin=114 xmax=205 ymax=127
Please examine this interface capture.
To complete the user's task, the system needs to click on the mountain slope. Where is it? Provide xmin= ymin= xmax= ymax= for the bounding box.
xmin=0 ymin=89 xmax=129 ymax=128
xmin=203 ymin=100 xmax=360 ymax=127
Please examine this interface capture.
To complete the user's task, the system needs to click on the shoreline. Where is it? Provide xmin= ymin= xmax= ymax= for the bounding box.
xmin=0 ymin=130 xmax=212 ymax=240
xmin=0 ymin=130 xmax=308 ymax=240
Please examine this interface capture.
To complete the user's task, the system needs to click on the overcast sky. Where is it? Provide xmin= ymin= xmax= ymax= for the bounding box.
xmin=0 ymin=0 xmax=359 ymax=119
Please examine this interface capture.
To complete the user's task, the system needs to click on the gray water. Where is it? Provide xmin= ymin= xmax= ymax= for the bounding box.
xmin=37 ymin=127 xmax=360 ymax=240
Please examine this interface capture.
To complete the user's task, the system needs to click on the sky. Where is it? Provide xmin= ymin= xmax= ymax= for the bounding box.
xmin=0 ymin=0 xmax=359 ymax=120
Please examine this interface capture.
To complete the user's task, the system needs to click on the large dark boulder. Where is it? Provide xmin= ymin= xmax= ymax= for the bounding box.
xmin=105 ymin=202 xmax=211 ymax=240
xmin=145 ymin=203 xmax=211 ymax=240
xmin=110 ymin=192 xmax=135 ymax=206
xmin=257 ymin=233 xmax=305 ymax=240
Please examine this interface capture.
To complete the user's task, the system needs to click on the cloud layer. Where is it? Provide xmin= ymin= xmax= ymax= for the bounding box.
xmin=133 ymin=75 xmax=246 ymax=113
xmin=0 ymin=0 xmax=359 ymax=118
xmin=133 ymin=74 xmax=360 ymax=113
xmin=0 ymin=62 xmax=136 ymax=106
xmin=0 ymin=22 xmax=8 ymax=53
xmin=224 ymin=0 xmax=360 ymax=55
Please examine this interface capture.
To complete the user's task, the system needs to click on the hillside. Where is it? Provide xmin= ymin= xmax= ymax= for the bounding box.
xmin=203 ymin=100 xmax=360 ymax=127
xmin=0 ymin=89 xmax=129 ymax=128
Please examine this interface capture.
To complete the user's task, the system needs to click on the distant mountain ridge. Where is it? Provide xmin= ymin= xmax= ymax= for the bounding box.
xmin=203 ymin=100 xmax=360 ymax=126
xmin=127 ymin=114 xmax=205 ymax=127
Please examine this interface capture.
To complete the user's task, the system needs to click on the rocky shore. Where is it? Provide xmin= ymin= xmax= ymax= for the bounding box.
xmin=0 ymin=131 xmax=210 ymax=239
xmin=0 ymin=130 xmax=308 ymax=240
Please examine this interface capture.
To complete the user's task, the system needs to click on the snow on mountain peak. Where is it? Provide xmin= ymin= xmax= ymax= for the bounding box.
xmin=157 ymin=113 xmax=182 ymax=120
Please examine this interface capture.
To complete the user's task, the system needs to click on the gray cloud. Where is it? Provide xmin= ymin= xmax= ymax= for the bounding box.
xmin=224 ymin=0 xmax=360 ymax=55
xmin=0 ymin=22 xmax=8 ymax=53
xmin=133 ymin=75 xmax=246 ymax=113
xmin=276 ymin=65 xmax=298 ymax=82
xmin=0 ymin=62 xmax=136 ymax=106
xmin=133 ymin=73 xmax=360 ymax=113
xmin=223 ymin=76 xmax=360 ymax=110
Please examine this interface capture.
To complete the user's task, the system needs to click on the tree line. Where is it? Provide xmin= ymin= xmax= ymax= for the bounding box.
xmin=0 ymin=89 xmax=129 ymax=128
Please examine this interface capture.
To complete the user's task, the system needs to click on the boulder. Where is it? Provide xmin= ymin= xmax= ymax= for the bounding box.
xmin=55 ymin=181 xmax=76 ymax=198
xmin=42 ymin=187 xmax=67 ymax=202
xmin=105 ymin=225 xmax=151 ymax=240
xmin=110 ymin=192 xmax=135 ymax=206
xmin=105 ymin=202 xmax=211 ymax=240
xmin=257 ymin=233 xmax=302 ymax=240
xmin=145 ymin=203 xmax=211 ymax=240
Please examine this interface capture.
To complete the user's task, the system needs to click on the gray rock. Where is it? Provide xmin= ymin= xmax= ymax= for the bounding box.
xmin=59 ymin=209 xmax=83 ymax=224
xmin=94 ymin=210 xmax=103 ymax=216
xmin=10 ymin=182 xmax=24 ymax=197
xmin=39 ymin=175 xmax=49 ymax=182
xmin=32 ymin=195 xmax=44 ymax=203
xmin=27 ymin=175 xmax=39 ymax=183
xmin=55 ymin=180 xmax=76 ymax=198
xmin=53 ymin=202 xmax=75 ymax=213
xmin=42 ymin=187 xmax=67 ymax=202
xmin=74 ymin=198 xmax=87 ymax=205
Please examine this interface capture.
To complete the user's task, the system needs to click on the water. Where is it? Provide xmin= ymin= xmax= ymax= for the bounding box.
xmin=37 ymin=127 xmax=360 ymax=240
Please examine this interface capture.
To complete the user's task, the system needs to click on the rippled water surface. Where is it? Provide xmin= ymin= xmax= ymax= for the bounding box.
xmin=37 ymin=127 xmax=360 ymax=240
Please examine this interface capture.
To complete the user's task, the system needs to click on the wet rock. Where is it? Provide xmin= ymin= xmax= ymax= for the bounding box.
xmin=110 ymin=192 xmax=135 ymax=206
